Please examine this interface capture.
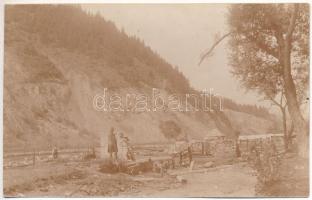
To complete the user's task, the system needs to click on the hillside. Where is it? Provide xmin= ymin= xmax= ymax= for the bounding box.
xmin=4 ymin=5 xmax=275 ymax=152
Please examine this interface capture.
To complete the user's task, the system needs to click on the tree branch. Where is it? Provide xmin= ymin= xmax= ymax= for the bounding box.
xmin=198 ymin=30 xmax=279 ymax=66
xmin=268 ymin=96 xmax=283 ymax=109
xmin=198 ymin=32 xmax=233 ymax=66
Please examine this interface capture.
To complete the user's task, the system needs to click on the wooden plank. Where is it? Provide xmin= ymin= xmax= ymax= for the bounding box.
xmin=168 ymin=164 xmax=233 ymax=176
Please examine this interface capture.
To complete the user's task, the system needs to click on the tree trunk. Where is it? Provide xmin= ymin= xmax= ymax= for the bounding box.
xmin=287 ymin=122 xmax=295 ymax=150
xmin=281 ymin=107 xmax=289 ymax=151
xmin=280 ymin=4 xmax=308 ymax=158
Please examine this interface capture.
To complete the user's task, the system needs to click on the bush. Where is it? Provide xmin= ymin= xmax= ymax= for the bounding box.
xmin=98 ymin=159 xmax=120 ymax=174
xmin=248 ymin=141 xmax=281 ymax=193
xmin=98 ymin=159 xmax=130 ymax=174
xmin=159 ymin=120 xmax=181 ymax=140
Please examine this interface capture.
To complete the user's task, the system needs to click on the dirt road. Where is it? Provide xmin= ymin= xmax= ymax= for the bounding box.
xmin=4 ymin=161 xmax=256 ymax=197
xmin=132 ymin=163 xmax=257 ymax=197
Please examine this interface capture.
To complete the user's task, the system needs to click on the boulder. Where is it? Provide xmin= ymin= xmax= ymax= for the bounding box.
xmin=176 ymin=175 xmax=187 ymax=184
xmin=203 ymin=161 xmax=214 ymax=168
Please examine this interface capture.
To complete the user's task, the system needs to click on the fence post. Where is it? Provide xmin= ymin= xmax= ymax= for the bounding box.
xmin=246 ymin=140 xmax=249 ymax=152
xmin=33 ymin=150 xmax=36 ymax=166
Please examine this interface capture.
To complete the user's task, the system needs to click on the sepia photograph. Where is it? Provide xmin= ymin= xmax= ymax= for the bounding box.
xmin=2 ymin=2 xmax=310 ymax=197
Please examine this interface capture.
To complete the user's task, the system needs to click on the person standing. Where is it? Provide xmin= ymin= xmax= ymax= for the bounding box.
xmin=125 ymin=137 xmax=135 ymax=161
xmin=108 ymin=127 xmax=118 ymax=161
xmin=117 ymin=132 xmax=127 ymax=161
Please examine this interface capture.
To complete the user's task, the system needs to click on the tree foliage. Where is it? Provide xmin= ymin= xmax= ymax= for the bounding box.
xmin=227 ymin=4 xmax=309 ymax=102
xmin=226 ymin=4 xmax=309 ymax=156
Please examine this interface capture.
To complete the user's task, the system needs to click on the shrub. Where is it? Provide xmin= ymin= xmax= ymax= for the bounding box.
xmin=248 ymin=141 xmax=281 ymax=193
xmin=98 ymin=159 xmax=129 ymax=174
xmin=159 ymin=120 xmax=181 ymax=140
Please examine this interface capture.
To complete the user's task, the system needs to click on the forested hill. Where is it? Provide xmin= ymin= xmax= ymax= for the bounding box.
xmin=6 ymin=5 xmax=270 ymax=117
xmin=6 ymin=5 xmax=191 ymax=93
xmin=4 ymin=5 xmax=274 ymax=150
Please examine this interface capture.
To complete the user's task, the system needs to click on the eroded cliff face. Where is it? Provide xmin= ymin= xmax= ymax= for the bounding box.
xmin=4 ymin=41 xmax=88 ymax=151
xmin=4 ymin=31 xmax=219 ymax=151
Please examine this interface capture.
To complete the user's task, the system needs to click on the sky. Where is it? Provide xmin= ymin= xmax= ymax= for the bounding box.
xmin=82 ymin=4 xmax=268 ymax=107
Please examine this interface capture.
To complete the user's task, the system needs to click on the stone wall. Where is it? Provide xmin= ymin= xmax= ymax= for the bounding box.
xmin=202 ymin=138 xmax=236 ymax=161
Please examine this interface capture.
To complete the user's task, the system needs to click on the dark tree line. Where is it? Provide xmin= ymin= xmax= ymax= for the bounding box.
xmin=222 ymin=98 xmax=271 ymax=118
xmin=5 ymin=5 xmax=191 ymax=93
